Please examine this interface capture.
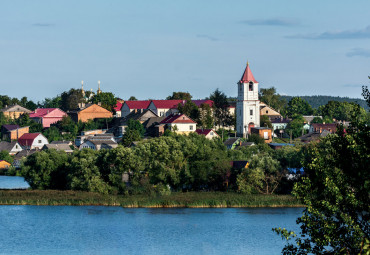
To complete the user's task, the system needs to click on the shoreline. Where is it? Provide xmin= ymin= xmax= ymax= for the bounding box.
xmin=0 ymin=190 xmax=304 ymax=208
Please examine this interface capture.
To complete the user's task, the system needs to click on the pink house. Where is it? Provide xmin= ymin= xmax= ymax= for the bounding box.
xmin=29 ymin=108 xmax=67 ymax=128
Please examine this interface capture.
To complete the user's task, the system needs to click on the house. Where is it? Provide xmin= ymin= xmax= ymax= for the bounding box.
xmin=159 ymin=113 xmax=196 ymax=135
xmin=271 ymin=119 xmax=290 ymax=131
xmin=227 ymin=101 xmax=236 ymax=116
xmin=1 ymin=125 xmax=30 ymax=140
xmin=148 ymin=100 xmax=183 ymax=117
xmin=195 ymin=129 xmax=220 ymax=140
xmin=79 ymin=139 xmax=118 ymax=150
xmin=309 ymin=123 xmax=337 ymax=134
xmin=268 ymin=143 xmax=294 ymax=150
xmin=50 ymin=140 xmax=74 ymax=146
xmin=75 ymin=132 xmax=113 ymax=147
xmin=114 ymin=100 xmax=124 ymax=117
xmin=298 ymin=129 xmax=331 ymax=144
xmin=142 ymin=117 xmax=166 ymax=137
xmin=69 ymin=104 xmax=112 ymax=123
xmin=260 ymin=102 xmax=282 ymax=120
xmin=29 ymin=108 xmax=67 ymax=128
xmin=42 ymin=144 xmax=74 ymax=153
xmin=303 ymin=116 xmax=322 ymax=124
xmin=110 ymin=109 xmax=158 ymax=137
xmin=224 ymin=137 xmax=241 ymax=150
xmin=18 ymin=133 xmax=49 ymax=149
xmin=251 ymin=127 xmax=273 ymax=143
xmin=0 ymin=104 xmax=32 ymax=119
xmin=0 ymin=160 xmax=11 ymax=169
xmin=120 ymin=101 xmax=151 ymax=118
xmin=0 ymin=141 xmax=23 ymax=155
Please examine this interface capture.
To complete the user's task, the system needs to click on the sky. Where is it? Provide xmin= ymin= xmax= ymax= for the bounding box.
xmin=1 ymin=0 xmax=370 ymax=102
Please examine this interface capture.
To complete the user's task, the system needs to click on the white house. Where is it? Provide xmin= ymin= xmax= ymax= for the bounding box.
xmin=160 ymin=113 xmax=196 ymax=134
xmin=18 ymin=133 xmax=49 ymax=150
xmin=0 ymin=141 xmax=23 ymax=155
xmin=148 ymin=100 xmax=183 ymax=117
xmin=236 ymin=62 xmax=260 ymax=137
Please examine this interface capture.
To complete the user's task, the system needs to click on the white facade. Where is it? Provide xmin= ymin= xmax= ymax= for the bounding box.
xmin=236 ymin=65 xmax=260 ymax=137
xmin=148 ymin=103 xmax=178 ymax=117
xmin=168 ymin=123 xmax=196 ymax=133
xmin=29 ymin=134 xmax=49 ymax=150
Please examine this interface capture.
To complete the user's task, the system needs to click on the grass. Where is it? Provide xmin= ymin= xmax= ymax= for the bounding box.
xmin=0 ymin=190 xmax=304 ymax=208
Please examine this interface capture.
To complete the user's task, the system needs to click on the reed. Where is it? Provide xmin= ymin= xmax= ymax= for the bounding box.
xmin=0 ymin=190 xmax=303 ymax=207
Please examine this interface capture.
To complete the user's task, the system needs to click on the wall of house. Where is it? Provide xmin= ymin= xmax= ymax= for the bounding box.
xmin=9 ymin=127 xmax=30 ymax=140
xmin=3 ymin=111 xmax=27 ymax=119
xmin=79 ymin=141 xmax=97 ymax=150
xmin=121 ymin=104 xmax=132 ymax=118
xmin=30 ymin=135 xmax=49 ymax=149
xmin=169 ymin=123 xmax=196 ymax=134
xmin=9 ymin=143 xmax=23 ymax=155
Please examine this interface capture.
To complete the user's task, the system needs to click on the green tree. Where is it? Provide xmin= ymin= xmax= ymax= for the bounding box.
xmin=286 ymin=97 xmax=313 ymax=117
xmin=128 ymin=96 xmax=138 ymax=101
xmin=126 ymin=119 xmax=145 ymax=137
xmin=259 ymin=87 xmax=286 ymax=113
xmin=285 ymin=115 xmax=305 ymax=139
xmin=260 ymin=115 xmax=272 ymax=128
xmin=177 ymin=100 xmax=199 ymax=122
xmin=60 ymin=89 xmax=84 ymax=111
xmin=275 ymin=86 xmax=370 ymax=254
xmin=21 ymin=150 xmax=69 ymax=189
xmin=198 ymin=103 xmax=214 ymax=129
xmin=121 ymin=129 xmax=141 ymax=147
xmin=91 ymin=92 xmax=116 ymax=112
xmin=311 ymin=116 xmax=323 ymax=124
xmin=166 ymin=92 xmax=192 ymax=101
xmin=210 ymin=88 xmax=233 ymax=131
xmin=43 ymin=126 xmax=62 ymax=142
xmin=0 ymin=150 xmax=14 ymax=164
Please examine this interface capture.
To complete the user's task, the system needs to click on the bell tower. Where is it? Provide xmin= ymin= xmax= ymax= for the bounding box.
xmin=236 ymin=62 xmax=260 ymax=137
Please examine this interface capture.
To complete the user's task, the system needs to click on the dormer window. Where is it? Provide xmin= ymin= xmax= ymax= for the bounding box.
xmin=249 ymin=82 xmax=253 ymax=91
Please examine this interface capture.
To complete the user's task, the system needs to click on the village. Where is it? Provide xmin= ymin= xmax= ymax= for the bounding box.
xmin=0 ymin=62 xmax=352 ymax=171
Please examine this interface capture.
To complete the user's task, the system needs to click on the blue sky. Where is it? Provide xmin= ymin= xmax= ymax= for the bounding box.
xmin=1 ymin=0 xmax=370 ymax=102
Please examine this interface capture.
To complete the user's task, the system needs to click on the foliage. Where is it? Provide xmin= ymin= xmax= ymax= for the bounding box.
xmin=126 ymin=119 xmax=145 ymax=137
xmin=198 ymin=103 xmax=214 ymax=129
xmin=121 ymin=129 xmax=141 ymax=147
xmin=42 ymin=126 xmax=62 ymax=142
xmin=0 ymin=150 xmax=14 ymax=164
xmin=311 ymin=116 xmax=323 ymax=124
xmin=286 ymin=97 xmax=314 ymax=117
xmin=260 ymin=115 xmax=272 ymax=128
xmin=166 ymin=92 xmax=192 ymax=101
xmin=60 ymin=88 xmax=84 ymax=111
xmin=318 ymin=100 xmax=367 ymax=122
xmin=247 ymin=133 xmax=265 ymax=145
xmin=41 ymin=96 xmax=62 ymax=108
xmin=128 ymin=96 xmax=138 ymax=101
xmin=91 ymin=92 xmax=116 ymax=112
xmin=177 ymin=100 xmax=199 ymax=122
xmin=275 ymin=86 xmax=370 ymax=254
xmin=21 ymin=150 xmax=69 ymax=190
xmin=285 ymin=115 xmax=305 ymax=139
xmin=259 ymin=87 xmax=287 ymax=113
xmin=210 ymin=89 xmax=233 ymax=128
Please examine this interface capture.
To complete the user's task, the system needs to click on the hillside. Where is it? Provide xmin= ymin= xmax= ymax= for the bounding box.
xmin=280 ymin=95 xmax=369 ymax=110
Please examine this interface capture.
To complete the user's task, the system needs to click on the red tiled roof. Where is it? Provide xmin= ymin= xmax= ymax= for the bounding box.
xmin=114 ymin=101 xmax=123 ymax=111
xmin=18 ymin=133 xmax=41 ymax=146
xmin=192 ymin=100 xmax=214 ymax=108
xmin=240 ymin=62 xmax=258 ymax=83
xmin=195 ymin=129 xmax=214 ymax=135
xmin=160 ymin=114 xmax=196 ymax=124
xmin=125 ymin=101 xmax=151 ymax=109
xmin=29 ymin=108 xmax=59 ymax=118
xmin=151 ymin=100 xmax=184 ymax=109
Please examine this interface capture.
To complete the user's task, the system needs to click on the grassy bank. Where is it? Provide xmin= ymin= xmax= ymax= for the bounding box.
xmin=0 ymin=190 xmax=303 ymax=207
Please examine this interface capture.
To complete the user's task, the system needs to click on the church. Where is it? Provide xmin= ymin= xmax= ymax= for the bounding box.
xmin=236 ymin=62 xmax=260 ymax=137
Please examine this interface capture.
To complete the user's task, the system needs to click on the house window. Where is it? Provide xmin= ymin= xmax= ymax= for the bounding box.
xmin=210 ymin=132 xmax=213 ymax=135
xmin=266 ymin=110 xmax=268 ymax=114
xmin=38 ymin=140 xmax=42 ymax=143
xmin=249 ymin=82 xmax=253 ymax=91
xmin=264 ymin=132 xmax=268 ymax=140
xmin=250 ymin=109 xmax=253 ymax=115
xmin=15 ymin=145 xmax=18 ymax=149
xmin=160 ymin=112 xmax=163 ymax=116
xmin=190 ymin=125 xmax=193 ymax=130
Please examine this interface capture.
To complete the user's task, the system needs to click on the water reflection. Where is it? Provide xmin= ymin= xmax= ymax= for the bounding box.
xmin=0 ymin=176 xmax=30 ymax=189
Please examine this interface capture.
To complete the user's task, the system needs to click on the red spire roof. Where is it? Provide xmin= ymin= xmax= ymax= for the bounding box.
xmin=239 ymin=62 xmax=258 ymax=84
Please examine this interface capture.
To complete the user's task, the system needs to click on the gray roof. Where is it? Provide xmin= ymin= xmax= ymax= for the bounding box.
xmin=224 ymin=138 xmax=240 ymax=146
xmin=303 ymin=116 xmax=322 ymax=123
xmin=42 ymin=144 xmax=73 ymax=152
xmin=119 ymin=109 xmax=158 ymax=126
xmin=14 ymin=149 xmax=38 ymax=160
xmin=50 ymin=141 xmax=72 ymax=145
xmin=143 ymin=116 xmax=166 ymax=129
xmin=86 ymin=139 xmax=117 ymax=145
xmin=0 ymin=141 xmax=19 ymax=152
xmin=0 ymin=104 xmax=31 ymax=113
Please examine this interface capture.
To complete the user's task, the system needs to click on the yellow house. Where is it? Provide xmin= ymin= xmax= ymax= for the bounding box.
xmin=0 ymin=105 xmax=32 ymax=119
xmin=0 ymin=160 xmax=11 ymax=169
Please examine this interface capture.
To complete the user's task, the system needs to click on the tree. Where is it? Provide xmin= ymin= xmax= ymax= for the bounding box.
xmin=210 ymin=89 xmax=233 ymax=129
xmin=121 ymin=129 xmax=141 ymax=147
xmin=21 ymin=150 xmax=69 ymax=189
xmin=166 ymin=92 xmax=192 ymax=101
xmin=259 ymin=87 xmax=286 ymax=113
xmin=274 ymin=86 xmax=370 ymax=254
xmin=198 ymin=103 xmax=214 ymax=129
xmin=285 ymin=115 xmax=305 ymax=139
xmin=260 ymin=115 xmax=272 ymax=128
xmin=60 ymin=89 xmax=84 ymax=111
xmin=126 ymin=119 xmax=145 ymax=137
xmin=42 ymin=126 xmax=62 ymax=142
xmin=177 ymin=100 xmax=199 ymax=122
xmin=128 ymin=96 xmax=138 ymax=101
xmin=311 ymin=116 xmax=323 ymax=124
xmin=91 ymin=92 xmax=116 ymax=112
xmin=286 ymin=97 xmax=313 ymax=117
xmin=0 ymin=150 xmax=14 ymax=164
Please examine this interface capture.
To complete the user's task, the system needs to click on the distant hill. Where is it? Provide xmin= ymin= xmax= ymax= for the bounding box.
xmin=280 ymin=95 xmax=369 ymax=110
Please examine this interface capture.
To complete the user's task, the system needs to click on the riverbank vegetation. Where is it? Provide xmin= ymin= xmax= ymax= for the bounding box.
xmin=19 ymin=133 xmax=303 ymax=196
xmin=0 ymin=190 xmax=302 ymax=207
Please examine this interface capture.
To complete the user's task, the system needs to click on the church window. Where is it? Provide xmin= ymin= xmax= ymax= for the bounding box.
xmin=250 ymin=109 xmax=253 ymax=115
xmin=239 ymin=84 xmax=242 ymax=92
xmin=249 ymin=82 xmax=253 ymax=91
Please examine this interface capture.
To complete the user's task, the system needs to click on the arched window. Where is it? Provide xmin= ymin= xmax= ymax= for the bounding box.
xmin=249 ymin=82 xmax=253 ymax=91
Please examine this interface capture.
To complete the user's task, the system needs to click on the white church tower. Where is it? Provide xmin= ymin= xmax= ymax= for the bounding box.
xmin=236 ymin=62 xmax=260 ymax=137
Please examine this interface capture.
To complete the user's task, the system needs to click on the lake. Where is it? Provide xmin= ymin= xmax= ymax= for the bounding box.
xmin=0 ymin=205 xmax=302 ymax=255
xmin=0 ymin=176 xmax=30 ymax=189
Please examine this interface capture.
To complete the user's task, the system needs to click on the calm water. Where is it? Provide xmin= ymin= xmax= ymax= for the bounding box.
xmin=0 ymin=206 xmax=302 ymax=255
xmin=0 ymin=176 xmax=30 ymax=189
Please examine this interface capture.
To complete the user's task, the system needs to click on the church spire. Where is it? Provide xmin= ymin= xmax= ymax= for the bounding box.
xmin=97 ymin=80 xmax=102 ymax=94
xmin=239 ymin=61 xmax=258 ymax=83
xmin=81 ymin=80 xmax=85 ymax=97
